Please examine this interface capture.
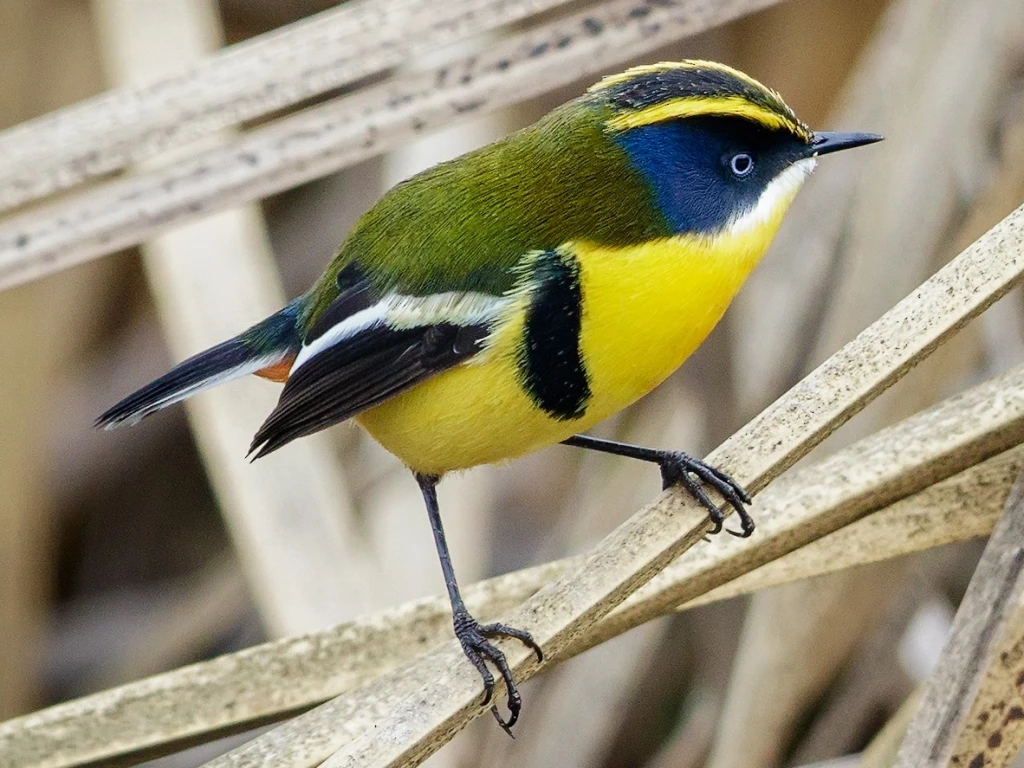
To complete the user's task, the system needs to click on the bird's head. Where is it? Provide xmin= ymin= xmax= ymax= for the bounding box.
xmin=589 ymin=61 xmax=881 ymax=238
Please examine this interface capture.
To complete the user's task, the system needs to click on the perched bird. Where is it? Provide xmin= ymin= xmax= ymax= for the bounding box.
xmin=99 ymin=60 xmax=880 ymax=731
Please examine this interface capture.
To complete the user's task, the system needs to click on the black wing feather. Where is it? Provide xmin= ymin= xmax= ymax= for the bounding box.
xmin=249 ymin=321 xmax=488 ymax=458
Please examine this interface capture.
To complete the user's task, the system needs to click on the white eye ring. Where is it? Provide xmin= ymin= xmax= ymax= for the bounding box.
xmin=730 ymin=153 xmax=754 ymax=177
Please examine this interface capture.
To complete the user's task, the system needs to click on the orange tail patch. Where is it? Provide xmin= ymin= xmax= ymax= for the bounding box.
xmin=255 ymin=356 xmax=295 ymax=383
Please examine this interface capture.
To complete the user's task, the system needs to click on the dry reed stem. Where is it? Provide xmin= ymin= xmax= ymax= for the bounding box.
xmin=894 ymin=472 xmax=1024 ymax=766
xmin=690 ymin=446 xmax=1016 ymax=609
xmin=582 ymin=368 xmax=1024 ymax=643
xmin=190 ymin=205 xmax=1024 ymax=768
xmin=945 ymin=615 xmax=1024 ymax=766
xmin=0 ymin=0 xmax=785 ymax=293
xmin=0 ymin=0 xmax=573 ymax=213
xmin=6 ymin=356 xmax=1024 ymax=768
xmin=93 ymin=0 xmax=379 ymax=636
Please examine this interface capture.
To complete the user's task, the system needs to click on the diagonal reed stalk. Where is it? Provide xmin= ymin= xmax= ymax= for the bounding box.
xmin=894 ymin=471 xmax=1024 ymax=765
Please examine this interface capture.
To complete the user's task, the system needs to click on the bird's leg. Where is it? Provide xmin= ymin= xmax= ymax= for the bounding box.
xmin=561 ymin=434 xmax=754 ymax=537
xmin=415 ymin=472 xmax=543 ymax=735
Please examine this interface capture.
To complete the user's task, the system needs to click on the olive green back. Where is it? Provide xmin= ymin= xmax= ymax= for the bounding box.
xmin=301 ymin=95 xmax=670 ymax=328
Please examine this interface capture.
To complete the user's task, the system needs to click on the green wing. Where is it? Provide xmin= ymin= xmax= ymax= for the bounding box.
xmin=299 ymin=97 xmax=670 ymax=333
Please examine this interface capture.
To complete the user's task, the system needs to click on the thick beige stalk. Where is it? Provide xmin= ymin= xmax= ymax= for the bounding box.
xmin=0 ymin=0 xmax=574 ymax=213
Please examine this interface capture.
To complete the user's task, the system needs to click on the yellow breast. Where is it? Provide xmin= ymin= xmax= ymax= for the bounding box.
xmin=357 ymin=206 xmax=792 ymax=475
xmin=573 ymin=228 xmax=764 ymax=425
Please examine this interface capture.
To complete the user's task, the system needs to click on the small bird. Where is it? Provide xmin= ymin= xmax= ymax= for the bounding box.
xmin=99 ymin=60 xmax=880 ymax=731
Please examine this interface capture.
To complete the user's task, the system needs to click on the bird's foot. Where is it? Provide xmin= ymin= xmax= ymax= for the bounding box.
xmin=657 ymin=451 xmax=755 ymax=538
xmin=453 ymin=610 xmax=543 ymax=735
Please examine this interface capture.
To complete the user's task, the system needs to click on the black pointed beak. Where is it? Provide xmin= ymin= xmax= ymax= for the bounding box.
xmin=808 ymin=131 xmax=883 ymax=157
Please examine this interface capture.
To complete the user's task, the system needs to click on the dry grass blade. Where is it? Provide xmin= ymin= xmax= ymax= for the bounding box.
xmin=0 ymin=0 xmax=573 ymax=213
xmin=5 ymin=375 xmax=1022 ymax=767
xmin=0 ymin=0 xmax=786 ymax=293
xmin=894 ymin=471 xmax=1024 ymax=766
xmin=194 ymin=208 xmax=1024 ymax=767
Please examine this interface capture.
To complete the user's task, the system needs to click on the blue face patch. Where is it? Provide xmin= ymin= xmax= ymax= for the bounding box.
xmin=614 ymin=117 xmax=803 ymax=235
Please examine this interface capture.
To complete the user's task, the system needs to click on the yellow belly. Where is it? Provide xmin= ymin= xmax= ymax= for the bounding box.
xmin=357 ymin=226 xmax=779 ymax=475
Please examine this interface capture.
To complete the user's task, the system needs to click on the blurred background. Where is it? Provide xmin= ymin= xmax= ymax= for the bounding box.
xmin=1 ymin=0 xmax=1023 ymax=766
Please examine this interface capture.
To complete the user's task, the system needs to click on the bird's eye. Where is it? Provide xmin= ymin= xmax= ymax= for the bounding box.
xmin=729 ymin=153 xmax=755 ymax=178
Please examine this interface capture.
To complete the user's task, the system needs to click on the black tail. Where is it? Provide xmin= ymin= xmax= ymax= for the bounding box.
xmin=97 ymin=301 xmax=302 ymax=430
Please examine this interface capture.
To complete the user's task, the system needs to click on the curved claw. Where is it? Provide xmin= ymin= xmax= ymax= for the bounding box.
xmin=727 ymin=512 xmax=757 ymax=538
xmin=453 ymin=612 xmax=542 ymax=735
xmin=659 ymin=452 xmax=754 ymax=537
xmin=491 ymin=705 xmax=515 ymax=737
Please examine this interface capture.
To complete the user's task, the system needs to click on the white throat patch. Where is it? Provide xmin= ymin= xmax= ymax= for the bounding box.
xmin=726 ymin=157 xmax=816 ymax=236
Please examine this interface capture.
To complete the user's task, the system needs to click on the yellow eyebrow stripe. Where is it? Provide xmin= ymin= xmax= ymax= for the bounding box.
xmin=605 ymin=95 xmax=811 ymax=139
